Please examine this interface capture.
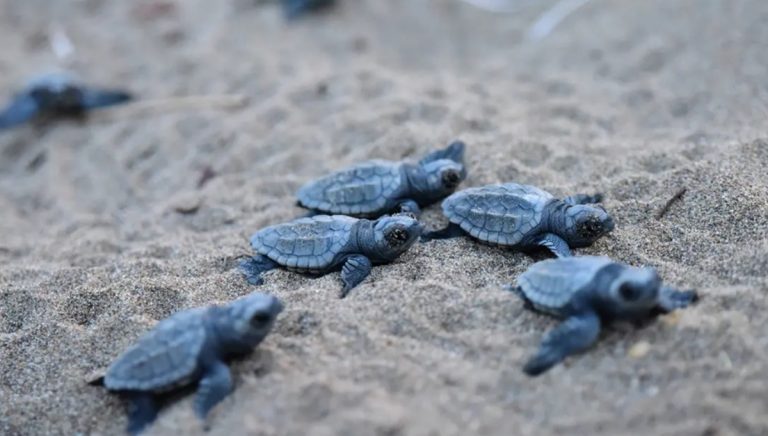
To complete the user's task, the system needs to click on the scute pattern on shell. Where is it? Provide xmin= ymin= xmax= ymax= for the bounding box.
xmin=104 ymin=308 xmax=207 ymax=391
xmin=298 ymin=161 xmax=404 ymax=215
xmin=251 ymin=215 xmax=357 ymax=270
xmin=442 ymin=183 xmax=554 ymax=245
xmin=517 ymin=256 xmax=614 ymax=315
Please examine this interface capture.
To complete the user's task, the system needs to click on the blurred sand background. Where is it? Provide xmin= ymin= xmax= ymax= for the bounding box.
xmin=1 ymin=0 xmax=767 ymax=435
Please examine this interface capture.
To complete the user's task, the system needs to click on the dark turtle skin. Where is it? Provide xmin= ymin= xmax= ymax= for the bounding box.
xmin=297 ymin=141 xmax=466 ymax=219
xmin=421 ymin=183 xmax=614 ymax=258
xmin=282 ymin=0 xmax=335 ymax=19
xmin=240 ymin=214 xmax=422 ymax=297
xmin=504 ymin=256 xmax=698 ymax=376
xmin=0 ymin=73 xmax=132 ymax=130
xmin=99 ymin=293 xmax=283 ymax=435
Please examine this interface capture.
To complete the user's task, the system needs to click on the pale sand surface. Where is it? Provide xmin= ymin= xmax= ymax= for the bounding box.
xmin=1 ymin=1 xmax=767 ymax=435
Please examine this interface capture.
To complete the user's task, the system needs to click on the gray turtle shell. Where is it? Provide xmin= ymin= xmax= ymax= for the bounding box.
xmin=516 ymin=256 xmax=614 ymax=315
xmin=297 ymin=161 xmax=406 ymax=216
xmin=251 ymin=215 xmax=357 ymax=271
xmin=104 ymin=308 xmax=208 ymax=392
xmin=442 ymin=183 xmax=554 ymax=245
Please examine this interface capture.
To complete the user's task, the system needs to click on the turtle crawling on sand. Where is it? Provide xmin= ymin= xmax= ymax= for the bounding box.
xmin=297 ymin=140 xmax=466 ymax=218
xmin=421 ymin=183 xmax=613 ymax=257
xmin=505 ymin=256 xmax=698 ymax=376
xmin=97 ymin=293 xmax=283 ymax=435
xmin=240 ymin=214 xmax=422 ymax=297
xmin=0 ymin=72 xmax=132 ymax=130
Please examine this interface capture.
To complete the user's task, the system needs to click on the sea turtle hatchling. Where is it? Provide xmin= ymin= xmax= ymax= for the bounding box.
xmin=0 ymin=72 xmax=132 ymax=130
xmin=504 ymin=256 xmax=698 ymax=376
xmin=282 ymin=0 xmax=335 ymax=19
xmin=97 ymin=292 xmax=283 ymax=435
xmin=421 ymin=183 xmax=614 ymax=257
xmin=240 ymin=214 xmax=422 ymax=297
xmin=297 ymin=140 xmax=467 ymax=218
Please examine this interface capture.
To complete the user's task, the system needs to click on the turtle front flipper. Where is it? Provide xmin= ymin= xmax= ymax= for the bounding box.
xmin=396 ymin=199 xmax=421 ymax=218
xmin=79 ymin=87 xmax=132 ymax=110
xmin=419 ymin=140 xmax=466 ymax=165
xmin=194 ymin=360 xmax=233 ymax=420
xmin=563 ymin=193 xmax=604 ymax=206
xmin=0 ymin=94 xmax=39 ymax=130
xmin=524 ymin=311 xmax=601 ymax=376
xmin=340 ymin=254 xmax=372 ymax=298
xmin=420 ymin=223 xmax=464 ymax=242
xmin=535 ymin=233 xmax=572 ymax=258
xmin=239 ymin=255 xmax=278 ymax=285
xmin=658 ymin=286 xmax=698 ymax=312
xmin=126 ymin=392 xmax=159 ymax=436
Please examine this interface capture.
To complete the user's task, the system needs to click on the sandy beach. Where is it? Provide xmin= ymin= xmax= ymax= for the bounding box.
xmin=1 ymin=0 xmax=767 ymax=435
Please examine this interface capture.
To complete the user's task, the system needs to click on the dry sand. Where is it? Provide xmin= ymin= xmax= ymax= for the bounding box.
xmin=1 ymin=0 xmax=767 ymax=435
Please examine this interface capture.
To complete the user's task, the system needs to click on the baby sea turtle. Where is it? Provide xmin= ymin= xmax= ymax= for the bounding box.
xmin=0 ymin=72 xmax=132 ymax=130
xmin=282 ymin=0 xmax=335 ymax=19
xmin=240 ymin=214 xmax=422 ymax=297
xmin=297 ymin=140 xmax=466 ymax=218
xmin=421 ymin=183 xmax=613 ymax=257
xmin=98 ymin=292 xmax=283 ymax=435
xmin=505 ymin=256 xmax=698 ymax=376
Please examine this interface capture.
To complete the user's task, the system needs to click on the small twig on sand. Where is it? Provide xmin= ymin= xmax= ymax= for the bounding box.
xmin=92 ymin=94 xmax=249 ymax=120
xmin=655 ymin=187 xmax=687 ymax=220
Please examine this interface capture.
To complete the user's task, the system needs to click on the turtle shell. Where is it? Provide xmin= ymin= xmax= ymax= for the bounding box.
xmin=297 ymin=161 xmax=406 ymax=216
xmin=250 ymin=215 xmax=357 ymax=270
xmin=516 ymin=256 xmax=614 ymax=315
xmin=104 ymin=308 xmax=208 ymax=392
xmin=442 ymin=183 xmax=554 ymax=245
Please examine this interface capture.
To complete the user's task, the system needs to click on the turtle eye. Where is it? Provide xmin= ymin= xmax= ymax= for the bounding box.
xmin=385 ymin=226 xmax=409 ymax=246
xmin=577 ymin=216 xmax=603 ymax=238
xmin=618 ymin=283 xmax=641 ymax=301
xmin=250 ymin=311 xmax=273 ymax=328
xmin=441 ymin=170 xmax=461 ymax=189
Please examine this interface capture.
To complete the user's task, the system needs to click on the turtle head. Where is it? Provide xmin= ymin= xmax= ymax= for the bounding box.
xmin=416 ymin=159 xmax=467 ymax=199
xmin=607 ymin=266 xmax=662 ymax=311
xmin=409 ymin=141 xmax=467 ymax=201
xmin=224 ymin=292 xmax=283 ymax=348
xmin=562 ymin=204 xmax=615 ymax=247
xmin=27 ymin=74 xmax=83 ymax=111
xmin=370 ymin=214 xmax=423 ymax=260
